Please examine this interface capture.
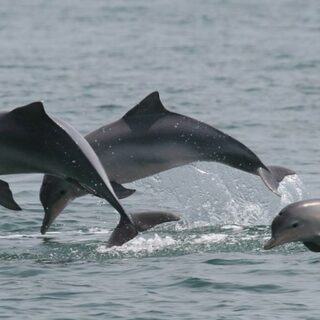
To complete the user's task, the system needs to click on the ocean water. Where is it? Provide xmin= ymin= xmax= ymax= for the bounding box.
xmin=0 ymin=1 xmax=320 ymax=319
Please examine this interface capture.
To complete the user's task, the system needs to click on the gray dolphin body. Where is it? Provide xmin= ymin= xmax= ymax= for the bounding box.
xmin=40 ymin=92 xmax=295 ymax=234
xmin=264 ymin=199 xmax=320 ymax=252
xmin=0 ymin=102 xmax=179 ymax=246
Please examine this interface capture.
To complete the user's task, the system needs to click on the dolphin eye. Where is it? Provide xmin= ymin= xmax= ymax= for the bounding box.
xmin=292 ymin=222 xmax=299 ymax=228
xmin=60 ymin=190 xmax=67 ymax=196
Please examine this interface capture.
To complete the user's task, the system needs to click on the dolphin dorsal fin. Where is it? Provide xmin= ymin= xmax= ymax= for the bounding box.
xmin=303 ymin=241 xmax=320 ymax=252
xmin=11 ymin=101 xmax=48 ymax=122
xmin=123 ymin=92 xmax=168 ymax=118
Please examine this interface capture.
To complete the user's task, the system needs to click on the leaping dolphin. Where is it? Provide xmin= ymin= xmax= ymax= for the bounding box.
xmin=264 ymin=199 xmax=320 ymax=252
xmin=40 ymin=91 xmax=295 ymax=234
xmin=0 ymin=102 xmax=180 ymax=246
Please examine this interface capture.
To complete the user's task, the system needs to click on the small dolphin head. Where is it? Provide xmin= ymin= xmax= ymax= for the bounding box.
xmin=264 ymin=200 xmax=320 ymax=250
xmin=40 ymin=175 xmax=76 ymax=234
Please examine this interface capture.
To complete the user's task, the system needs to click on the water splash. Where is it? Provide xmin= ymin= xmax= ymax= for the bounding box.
xmin=131 ymin=163 xmax=308 ymax=226
xmin=192 ymin=233 xmax=227 ymax=244
xmin=0 ymin=166 xmax=309 ymax=261
xmin=97 ymin=233 xmax=177 ymax=255
xmin=278 ymin=174 xmax=306 ymax=206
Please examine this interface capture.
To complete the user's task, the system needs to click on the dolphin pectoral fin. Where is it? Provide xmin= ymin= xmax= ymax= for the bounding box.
xmin=111 ymin=182 xmax=136 ymax=199
xmin=106 ymin=211 xmax=180 ymax=247
xmin=0 ymin=179 xmax=22 ymax=211
xmin=65 ymin=177 xmax=98 ymax=197
xmin=303 ymin=242 xmax=320 ymax=252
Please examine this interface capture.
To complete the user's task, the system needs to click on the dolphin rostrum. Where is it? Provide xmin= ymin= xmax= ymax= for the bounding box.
xmin=0 ymin=102 xmax=180 ymax=246
xmin=40 ymin=92 xmax=295 ymax=234
xmin=264 ymin=199 xmax=320 ymax=252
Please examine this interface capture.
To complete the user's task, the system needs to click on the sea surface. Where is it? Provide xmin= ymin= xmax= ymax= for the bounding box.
xmin=0 ymin=1 xmax=320 ymax=319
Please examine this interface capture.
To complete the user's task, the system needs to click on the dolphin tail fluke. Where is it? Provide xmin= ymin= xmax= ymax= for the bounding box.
xmin=106 ymin=211 xmax=180 ymax=247
xmin=257 ymin=166 xmax=296 ymax=196
xmin=129 ymin=211 xmax=180 ymax=232
xmin=106 ymin=216 xmax=138 ymax=248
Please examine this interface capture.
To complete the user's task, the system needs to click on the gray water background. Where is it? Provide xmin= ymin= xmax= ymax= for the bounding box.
xmin=0 ymin=1 xmax=320 ymax=319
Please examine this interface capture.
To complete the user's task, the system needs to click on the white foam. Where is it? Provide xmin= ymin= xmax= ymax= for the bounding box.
xmin=0 ymin=233 xmax=58 ymax=239
xmin=193 ymin=233 xmax=227 ymax=244
xmin=97 ymin=233 xmax=177 ymax=254
xmin=174 ymin=220 xmax=212 ymax=231
xmin=221 ymin=225 xmax=243 ymax=231
xmin=87 ymin=227 xmax=110 ymax=234
xmin=193 ymin=166 xmax=210 ymax=175
xmin=0 ymin=234 xmax=26 ymax=239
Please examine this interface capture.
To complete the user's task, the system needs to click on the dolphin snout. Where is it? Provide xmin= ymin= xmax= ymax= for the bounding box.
xmin=263 ymin=233 xmax=295 ymax=250
xmin=40 ymin=224 xmax=49 ymax=235
xmin=263 ymin=237 xmax=277 ymax=250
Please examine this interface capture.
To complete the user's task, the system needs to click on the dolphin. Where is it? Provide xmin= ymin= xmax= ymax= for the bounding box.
xmin=0 ymin=102 xmax=180 ymax=246
xmin=264 ymin=199 xmax=320 ymax=252
xmin=40 ymin=91 xmax=295 ymax=234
